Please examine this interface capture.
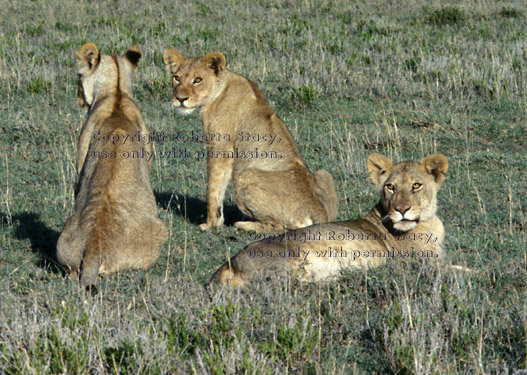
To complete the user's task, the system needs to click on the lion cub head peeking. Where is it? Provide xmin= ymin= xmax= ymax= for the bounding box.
xmin=162 ymin=48 xmax=338 ymax=233
xmin=57 ymin=43 xmax=167 ymax=293
xmin=210 ymin=153 xmax=450 ymax=288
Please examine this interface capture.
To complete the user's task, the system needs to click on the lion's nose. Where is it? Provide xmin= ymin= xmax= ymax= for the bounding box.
xmin=176 ymin=95 xmax=189 ymax=103
xmin=395 ymin=204 xmax=410 ymax=215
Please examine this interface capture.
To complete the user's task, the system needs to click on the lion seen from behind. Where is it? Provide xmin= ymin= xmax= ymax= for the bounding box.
xmin=56 ymin=43 xmax=168 ymax=292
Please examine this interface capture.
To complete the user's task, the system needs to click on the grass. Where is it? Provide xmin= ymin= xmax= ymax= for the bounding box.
xmin=1 ymin=0 xmax=527 ymax=373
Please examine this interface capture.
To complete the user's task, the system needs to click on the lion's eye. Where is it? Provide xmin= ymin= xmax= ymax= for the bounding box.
xmin=412 ymin=183 xmax=422 ymax=190
xmin=173 ymin=75 xmax=180 ymax=83
xmin=385 ymin=183 xmax=395 ymax=191
xmin=193 ymin=77 xmax=202 ymax=84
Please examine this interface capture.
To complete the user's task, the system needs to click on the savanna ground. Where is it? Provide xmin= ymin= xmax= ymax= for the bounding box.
xmin=1 ymin=0 xmax=526 ymax=374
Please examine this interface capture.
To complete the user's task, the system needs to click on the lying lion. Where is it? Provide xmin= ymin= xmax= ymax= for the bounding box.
xmin=210 ymin=153 xmax=452 ymax=287
xmin=57 ymin=43 xmax=167 ymax=291
xmin=163 ymin=49 xmax=338 ymax=233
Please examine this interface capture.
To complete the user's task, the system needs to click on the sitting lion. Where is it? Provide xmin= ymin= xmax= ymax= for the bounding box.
xmin=210 ymin=153 xmax=451 ymax=287
xmin=163 ymin=49 xmax=338 ymax=233
xmin=56 ymin=43 xmax=168 ymax=291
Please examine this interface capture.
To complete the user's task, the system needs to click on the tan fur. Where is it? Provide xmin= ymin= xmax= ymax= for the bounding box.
xmin=57 ymin=43 xmax=168 ymax=290
xmin=210 ymin=153 xmax=449 ymax=287
xmin=163 ymin=49 xmax=338 ymax=233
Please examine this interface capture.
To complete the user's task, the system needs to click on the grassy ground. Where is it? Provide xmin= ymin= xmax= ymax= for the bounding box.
xmin=1 ymin=0 xmax=527 ymax=373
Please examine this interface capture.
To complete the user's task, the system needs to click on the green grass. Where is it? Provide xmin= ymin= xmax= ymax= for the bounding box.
xmin=1 ymin=0 xmax=527 ymax=373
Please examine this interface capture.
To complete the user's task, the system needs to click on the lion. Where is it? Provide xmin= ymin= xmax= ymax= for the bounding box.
xmin=56 ymin=43 xmax=168 ymax=292
xmin=210 ymin=153 xmax=452 ymax=287
xmin=162 ymin=49 xmax=338 ymax=233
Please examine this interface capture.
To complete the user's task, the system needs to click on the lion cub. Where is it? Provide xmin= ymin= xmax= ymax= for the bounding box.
xmin=57 ymin=43 xmax=168 ymax=291
xmin=163 ymin=49 xmax=338 ymax=233
xmin=211 ymin=153 xmax=450 ymax=287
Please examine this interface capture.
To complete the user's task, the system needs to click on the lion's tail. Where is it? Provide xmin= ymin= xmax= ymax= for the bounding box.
xmin=79 ymin=200 xmax=118 ymax=293
xmin=79 ymin=243 xmax=103 ymax=294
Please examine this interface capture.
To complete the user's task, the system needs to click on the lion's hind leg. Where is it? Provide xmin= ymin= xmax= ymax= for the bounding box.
xmin=313 ymin=169 xmax=339 ymax=221
xmin=233 ymin=168 xmax=327 ymax=231
xmin=210 ymin=261 xmax=247 ymax=288
xmin=104 ymin=217 xmax=168 ymax=273
xmin=210 ymin=240 xmax=303 ymax=287
xmin=234 ymin=220 xmax=283 ymax=234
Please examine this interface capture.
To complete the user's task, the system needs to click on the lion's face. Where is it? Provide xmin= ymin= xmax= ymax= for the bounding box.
xmin=367 ymin=154 xmax=448 ymax=232
xmin=76 ymin=43 xmax=142 ymax=111
xmin=163 ymin=49 xmax=226 ymax=115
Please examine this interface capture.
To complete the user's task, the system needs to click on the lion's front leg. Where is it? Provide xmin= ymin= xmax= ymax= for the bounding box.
xmin=199 ymin=155 xmax=233 ymax=231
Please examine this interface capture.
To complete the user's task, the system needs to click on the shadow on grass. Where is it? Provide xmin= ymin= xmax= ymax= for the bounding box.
xmin=155 ymin=192 xmax=244 ymax=227
xmin=12 ymin=212 xmax=64 ymax=275
xmin=357 ymin=326 xmax=396 ymax=375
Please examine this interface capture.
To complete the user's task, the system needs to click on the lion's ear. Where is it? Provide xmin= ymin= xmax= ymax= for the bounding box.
xmin=203 ymin=51 xmax=226 ymax=76
xmin=163 ymin=48 xmax=185 ymax=73
xmin=367 ymin=153 xmax=392 ymax=186
xmin=122 ymin=44 xmax=142 ymax=72
xmin=421 ymin=154 xmax=448 ymax=184
xmin=77 ymin=43 xmax=100 ymax=71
